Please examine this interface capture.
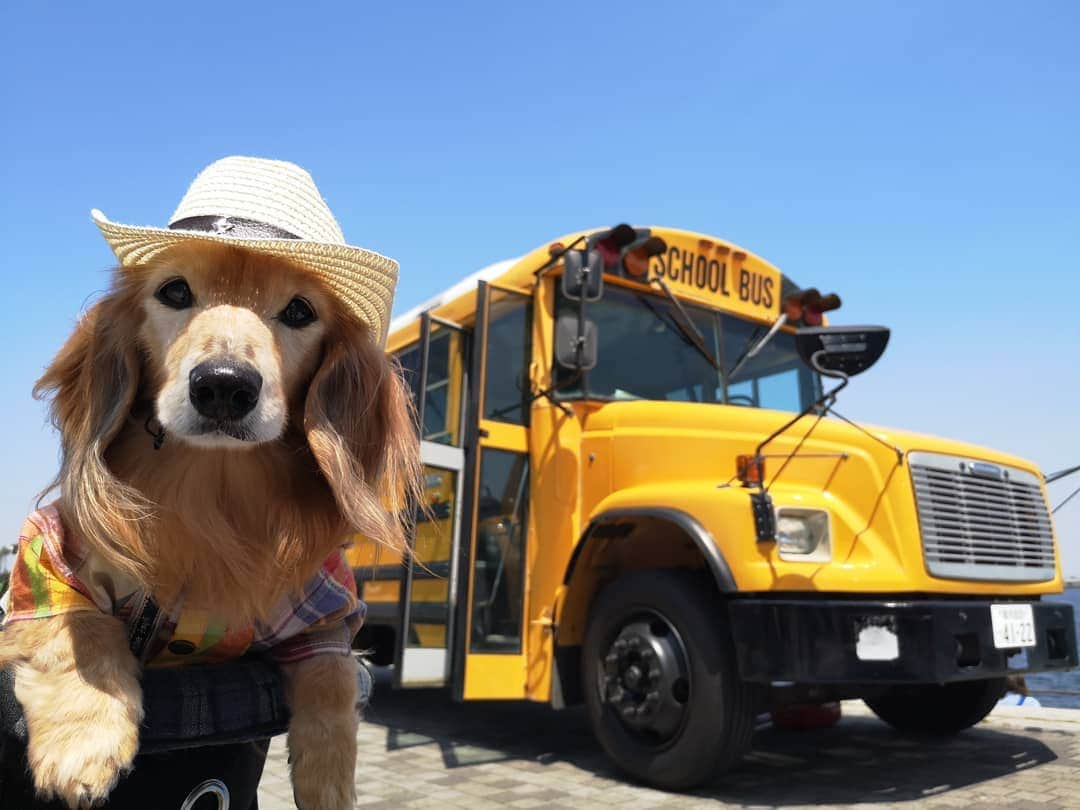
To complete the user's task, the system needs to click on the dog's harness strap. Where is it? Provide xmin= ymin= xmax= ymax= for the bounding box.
xmin=126 ymin=591 xmax=165 ymax=663
xmin=169 ymin=215 xmax=301 ymax=240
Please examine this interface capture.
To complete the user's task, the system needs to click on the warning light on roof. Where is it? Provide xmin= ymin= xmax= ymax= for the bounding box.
xmin=783 ymin=288 xmax=842 ymax=326
xmin=588 ymin=224 xmax=667 ymax=281
xmin=622 ymin=236 xmax=667 ymax=279
xmin=592 ymin=224 xmax=638 ymax=266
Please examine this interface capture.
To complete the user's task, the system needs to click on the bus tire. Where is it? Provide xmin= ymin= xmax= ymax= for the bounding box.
xmin=863 ymin=677 xmax=1007 ymax=735
xmin=582 ymin=570 xmax=757 ymax=790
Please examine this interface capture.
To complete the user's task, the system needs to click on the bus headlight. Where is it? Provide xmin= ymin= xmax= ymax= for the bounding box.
xmin=776 ymin=508 xmax=831 ymax=560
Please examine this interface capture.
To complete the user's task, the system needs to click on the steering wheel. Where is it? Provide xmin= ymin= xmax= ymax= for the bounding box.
xmin=726 ymin=395 xmax=755 ymax=407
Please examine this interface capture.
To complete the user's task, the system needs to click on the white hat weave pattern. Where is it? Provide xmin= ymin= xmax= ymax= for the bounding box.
xmin=92 ymin=156 xmax=399 ymax=342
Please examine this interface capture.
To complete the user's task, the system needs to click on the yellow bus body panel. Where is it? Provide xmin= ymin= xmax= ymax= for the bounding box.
xmin=358 ymin=225 xmax=1066 ymax=704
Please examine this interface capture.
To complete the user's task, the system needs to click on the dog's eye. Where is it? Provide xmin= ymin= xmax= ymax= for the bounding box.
xmin=155 ymin=278 xmax=193 ymax=310
xmin=279 ymin=297 xmax=317 ymax=328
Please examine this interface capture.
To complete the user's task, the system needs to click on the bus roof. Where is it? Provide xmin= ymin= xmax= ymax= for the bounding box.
xmin=387 ymin=226 xmax=797 ymax=351
xmin=388 ymin=256 xmax=522 ymax=335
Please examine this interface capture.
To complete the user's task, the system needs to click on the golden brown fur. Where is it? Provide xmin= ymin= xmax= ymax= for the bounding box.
xmin=1 ymin=242 xmax=421 ymax=808
xmin=34 ymin=242 xmax=419 ymax=619
xmin=0 ymin=612 xmax=143 ymax=806
xmin=284 ymin=654 xmax=361 ymax=807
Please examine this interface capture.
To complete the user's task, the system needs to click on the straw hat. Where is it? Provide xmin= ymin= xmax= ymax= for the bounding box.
xmin=92 ymin=156 xmax=399 ymax=342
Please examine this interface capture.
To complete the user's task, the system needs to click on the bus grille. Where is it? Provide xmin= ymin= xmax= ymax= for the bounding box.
xmin=909 ymin=452 xmax=1056 ymax=582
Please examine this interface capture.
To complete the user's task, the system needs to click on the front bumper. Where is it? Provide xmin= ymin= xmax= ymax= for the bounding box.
xmin=729 ymin=598 xmax=1077 ymax=684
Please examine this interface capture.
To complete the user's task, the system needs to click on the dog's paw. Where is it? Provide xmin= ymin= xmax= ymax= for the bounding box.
xmin=292 ymin=776 xmax=354 ymax=810
xmin=27 ymin=715 xmax=139 ymax=809
xmin=284 ymin=654 xmax=359 ymax=810
xmin=290 ymin=740 xmax=356 ymax=810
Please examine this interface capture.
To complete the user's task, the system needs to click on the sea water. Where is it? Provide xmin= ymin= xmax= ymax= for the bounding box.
xmin=1025 ymin=587 xmax=1080 ymax=708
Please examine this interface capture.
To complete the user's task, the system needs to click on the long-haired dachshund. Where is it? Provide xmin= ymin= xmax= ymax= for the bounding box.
xmin=0 ymin=236 xmax=418 ymax=808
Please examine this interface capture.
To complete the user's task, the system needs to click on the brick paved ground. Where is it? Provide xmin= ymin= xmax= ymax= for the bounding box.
xmin=258 ymin=673 xmax=1080 ymax=809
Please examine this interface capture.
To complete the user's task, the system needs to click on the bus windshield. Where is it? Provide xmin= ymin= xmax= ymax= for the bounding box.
xmin=556 ymin=284 xmax=820 ymax=411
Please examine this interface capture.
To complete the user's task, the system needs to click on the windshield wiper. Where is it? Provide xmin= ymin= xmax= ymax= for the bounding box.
xmin=728 ymin=288 xmax=843 ymax=381
xmin=726 ymin=315 xmax=788 ymax=381
xmin=645 ymin=276 xmax=722 ymax=372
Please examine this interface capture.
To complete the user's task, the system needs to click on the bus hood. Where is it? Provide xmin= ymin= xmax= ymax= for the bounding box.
xmin=580 ymin=400 xmax=1061 ymax=595
xmin=582 ymin=400 xmax=1044 ymax=481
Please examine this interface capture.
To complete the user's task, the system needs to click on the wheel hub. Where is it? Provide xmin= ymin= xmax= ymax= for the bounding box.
xmin=600 ymin=614 xmax=691 ymax=741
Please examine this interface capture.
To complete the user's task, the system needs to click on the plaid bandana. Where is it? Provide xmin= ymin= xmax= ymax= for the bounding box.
xmin=1 ymin=505 xmax=363 ymax=668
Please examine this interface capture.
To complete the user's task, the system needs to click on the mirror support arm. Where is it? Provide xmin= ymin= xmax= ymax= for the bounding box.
xmin=575 ymin=276 xmax=588 ymax=369
xmin=1046 ymin=463 xmax=1080 ymax=484
xmin=489 ymin=370 xmax=580 ymax=419
xmin=533 ymin=235 xmax=586 ymax=279
xmin=751 ymin=348 xmax=902 ymax=482
xmin=752 ymin=354 xmax=849 ymax=470
xmin=529 ymin=374 xmax=578 ymax=417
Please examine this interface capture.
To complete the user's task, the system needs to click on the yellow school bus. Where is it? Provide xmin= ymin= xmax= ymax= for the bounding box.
xmin=347 ymin=225 xmax=1077 ymax=789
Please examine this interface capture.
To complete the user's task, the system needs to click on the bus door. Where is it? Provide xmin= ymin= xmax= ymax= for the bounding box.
xmin=395 ymin=313 xmax=468 ymax=687
xmin=453 ymin=281 xmax=533 ymax=700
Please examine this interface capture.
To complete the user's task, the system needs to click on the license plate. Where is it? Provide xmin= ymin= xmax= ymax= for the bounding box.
xmin=990 ymin=603 xmax=1036 ymax=649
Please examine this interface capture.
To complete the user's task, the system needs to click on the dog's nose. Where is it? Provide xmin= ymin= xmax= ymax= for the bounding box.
xmin=189 ymin=361 xmax=262 ymax=421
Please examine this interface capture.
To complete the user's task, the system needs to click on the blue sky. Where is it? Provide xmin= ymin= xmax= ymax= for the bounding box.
xmin=2 ymin=0 xmax=1078 ymax=576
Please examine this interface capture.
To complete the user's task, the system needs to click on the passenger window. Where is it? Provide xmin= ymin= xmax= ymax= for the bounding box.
xmin=422 ymin=328 xmax=463 ymax=445
xmin=482 ymin=292 xmax=532 ymax=425
xmin=470 ymin=448 xmax=529 ymax=653
xmin=396 ymin=344 xmax=422 ymax=410
xmin=394 ymin=326 xmax=465 ymax=446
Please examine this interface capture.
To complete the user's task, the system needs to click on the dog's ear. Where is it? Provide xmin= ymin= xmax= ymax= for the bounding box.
xmin=34 ymin=283 xmax=152 ymax=581
xmin=304 ymin=330 xmax=421 ymax=551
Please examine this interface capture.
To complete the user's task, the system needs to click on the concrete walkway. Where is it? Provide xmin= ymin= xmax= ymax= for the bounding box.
xmin=258 ymin=687 xmax=1080 ymax=809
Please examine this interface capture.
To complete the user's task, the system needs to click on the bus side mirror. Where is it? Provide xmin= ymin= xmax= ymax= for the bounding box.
xmin=555 ymin=313 xmax=598 ymax=371
xmin=795 ymin=325 xmax=890 ymax=378
xmin=561 ymin=250 xmax=603 ymax=302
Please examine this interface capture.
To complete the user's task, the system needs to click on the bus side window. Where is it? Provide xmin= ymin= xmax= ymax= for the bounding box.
xmin=422 ymin=329 xmax=464 ymax=445
xmin=396 ymin=343 xmax=423 ymax=413
xmin=482 ymin=292 xmax=533 ymax=426
xmin=395 ymin=329 xmax=465 ymax=446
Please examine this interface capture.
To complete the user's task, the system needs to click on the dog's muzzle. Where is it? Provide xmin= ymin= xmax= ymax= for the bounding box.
xmin=189 ymin=361 xmax=262 ymax=422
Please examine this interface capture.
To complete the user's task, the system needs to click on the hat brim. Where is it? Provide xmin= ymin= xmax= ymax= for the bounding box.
xmin=91 ymin=209 xmax=398 ymax=343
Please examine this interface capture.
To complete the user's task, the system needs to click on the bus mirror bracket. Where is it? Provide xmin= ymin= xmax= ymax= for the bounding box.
xmin=557 ymin=252 xmax=600 ymax=372
xmin=561 ymin=250 xmax=604 ymax=302
xmin=555 ymin=313 xmax=598 ymax=371
xmin=750 ymin=490 xmax=776 ymax=542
